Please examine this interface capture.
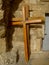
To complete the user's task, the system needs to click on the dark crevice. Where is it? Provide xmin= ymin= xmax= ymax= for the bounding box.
xmin=1 ymin=0 xmax=23 ymax=52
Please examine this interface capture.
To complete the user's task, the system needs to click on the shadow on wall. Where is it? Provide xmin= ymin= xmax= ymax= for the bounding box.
xmin=1 ymin=0 xmax=23 ymax=52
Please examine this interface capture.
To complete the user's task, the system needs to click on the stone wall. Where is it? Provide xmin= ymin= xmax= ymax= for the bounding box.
xmin=0 ymin=0 xmax=45 ymax=54
xmin=0 ymin=0 xmax=46 ymax=65
xmin=0 ymin=0 xmax=49 ymax=18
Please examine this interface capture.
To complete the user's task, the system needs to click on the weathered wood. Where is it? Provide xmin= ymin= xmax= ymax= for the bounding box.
xmin=23 ymin=24 xmax=29 ymax=62
xmin=12 ymin=16 xmax=45 ymax=25
xmin=12 ymin=5 xmax=45 ymax=62
xmin=23 ymin=5 xmax=29 ymax=62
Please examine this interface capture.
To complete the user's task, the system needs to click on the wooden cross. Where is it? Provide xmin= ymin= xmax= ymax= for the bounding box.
xmin=11 ymin=5 xmax=45 ymax=62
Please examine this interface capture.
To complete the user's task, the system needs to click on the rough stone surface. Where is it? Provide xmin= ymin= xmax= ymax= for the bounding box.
xmin=0 ymin=0 xmax=48 ymax=65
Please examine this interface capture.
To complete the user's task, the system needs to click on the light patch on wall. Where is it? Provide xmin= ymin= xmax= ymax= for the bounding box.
xmin=43 ymin=17 xmax=49 ymax=50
